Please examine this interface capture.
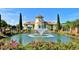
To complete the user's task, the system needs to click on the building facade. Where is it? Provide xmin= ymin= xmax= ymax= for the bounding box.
xmin=23 ymin=16 xmax=56 ymax=31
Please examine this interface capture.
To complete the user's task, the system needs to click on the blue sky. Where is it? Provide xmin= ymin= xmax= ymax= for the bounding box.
xmin=0 ymin=8 xmax=79 ymax=25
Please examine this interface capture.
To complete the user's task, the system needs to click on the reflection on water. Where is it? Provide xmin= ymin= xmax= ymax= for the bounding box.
xmin=19 ymin=34 xmax=22 ymax=45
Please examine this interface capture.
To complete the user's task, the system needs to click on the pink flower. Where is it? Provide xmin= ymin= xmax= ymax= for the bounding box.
xmin=10 ymin=40 xmax=18 ymax=48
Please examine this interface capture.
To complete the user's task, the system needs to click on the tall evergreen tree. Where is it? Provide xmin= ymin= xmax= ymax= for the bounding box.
xmin=0 ymin=14 xmax=1 ymax=28
xmin=57 ymin=14 xmax=61 ymax=30
xmin=19 ymin=13 xmax=23 ymax=31
xmin=19 ymin=13 xmax=23 ymax=45
xmin=0 ymin=14 xmax=1 ymax=32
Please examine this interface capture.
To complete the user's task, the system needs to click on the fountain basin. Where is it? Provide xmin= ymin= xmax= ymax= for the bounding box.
xmin=11 ymin=33 xmax=71 ymax=45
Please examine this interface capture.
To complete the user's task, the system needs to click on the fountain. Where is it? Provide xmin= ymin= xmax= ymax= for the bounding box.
xmin=35 ymin=28 xmax=48 ymax=35
xmin=11 ymin=15 xmax=71 ymax=45
xmin=28 ymin=15 xmax=54 ymax=37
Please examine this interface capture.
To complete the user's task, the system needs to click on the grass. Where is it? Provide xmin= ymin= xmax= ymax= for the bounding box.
xmin=0 ymin=32 xmax=4 ymax=36
xmin=0 ymin=37 xmax=11 ymax=42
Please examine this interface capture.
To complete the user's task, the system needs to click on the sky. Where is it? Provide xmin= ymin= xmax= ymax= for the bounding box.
xmin=0 ymin=8 xmax=79 ymax=25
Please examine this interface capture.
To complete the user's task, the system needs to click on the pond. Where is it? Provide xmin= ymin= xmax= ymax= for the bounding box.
xmin=11 ymin=33 xmax=72 ymax=45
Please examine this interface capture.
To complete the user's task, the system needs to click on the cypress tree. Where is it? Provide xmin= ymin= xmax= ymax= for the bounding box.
xmin=0 ymin=14 xmax=1 ymax=32
xmin=57 ymin=14 xmax=61 ymax=30
xmin=19 ymin=13 xmax=23 ymax=45
xmin=0 ymin=14 xmax=1 ymax=27
xmin=19 ymin=13 xmax=23 ymax=31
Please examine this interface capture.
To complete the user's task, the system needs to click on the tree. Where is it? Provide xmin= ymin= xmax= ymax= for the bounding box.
xmin=19 ymin=13 xmax=23 ymax=45
xmin=12 ymin=25 xmax=16 ymax=30
xmin=73 ymin=19 xmax=79 ymax=28
xmin=1 ymin=20 xmax=7 ymax=27
xmin=63 ymin=21 xmax=71 ymax=30
xmin=63 ymin=19 xmax=79 ymax=31
xmin=57 ymin=14 xmax=61 ymax=30
xmin=0 ymin=14 xmax=1 ymax=32
xmin=0 ymin=14 xmax=7 ymax=28
xmin=19 ymin=13 xmax=23 ymax=31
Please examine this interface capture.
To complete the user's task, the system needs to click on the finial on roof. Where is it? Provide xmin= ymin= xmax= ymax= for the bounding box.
xmin=35 ymin=15 xmax=44 ymax=18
